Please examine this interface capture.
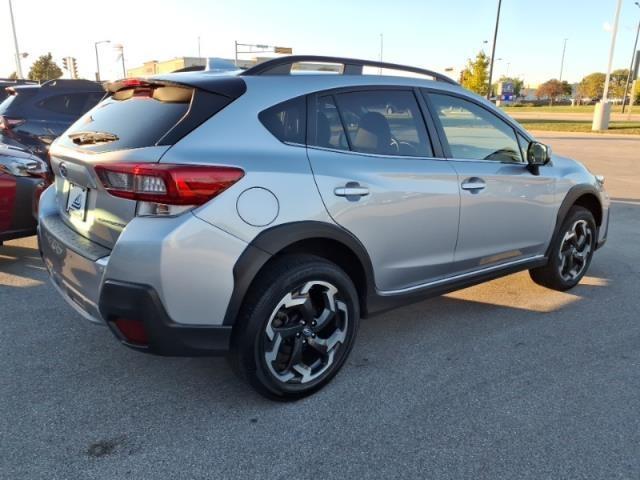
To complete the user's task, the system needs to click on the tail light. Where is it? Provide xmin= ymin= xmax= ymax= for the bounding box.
xmin=0 ymin=115 xmax=25 ymax=130
xmin=94 ymin=163 xmax=244 ymax=206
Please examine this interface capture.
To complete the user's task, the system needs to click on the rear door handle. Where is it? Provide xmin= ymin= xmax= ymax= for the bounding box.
xmin=334 ymin=182 xmax=369 ymax=199
xmin=461 ymin=177 xmax=486 ymax=192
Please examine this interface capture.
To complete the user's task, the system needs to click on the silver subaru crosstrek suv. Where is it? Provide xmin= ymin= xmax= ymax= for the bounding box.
xmin=39 ymin=56 xmax=609 ymax=399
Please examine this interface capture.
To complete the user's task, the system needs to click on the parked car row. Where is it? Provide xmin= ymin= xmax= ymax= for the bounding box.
xmin=0 ymin=79 xmax=104 ymax=243
xmin=34 ymin=55 xmax=609 ymax=399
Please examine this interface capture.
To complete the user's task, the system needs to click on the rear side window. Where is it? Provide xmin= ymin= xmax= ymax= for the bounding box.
xmin=326 ymin=90 xmax=433 ymax=157
xmin=57 ymin=84 xmax=232 ymax=153
xmin=314 ymin=96 xmax=349 ymax=150
xmin=38 ymin=93 xmax=94 ymax=116
xmin=259 ymin=96 xmax=306 ymax=144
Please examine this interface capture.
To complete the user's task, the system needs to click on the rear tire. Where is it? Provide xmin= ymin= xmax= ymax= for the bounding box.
xmin=529 ymin=206 xmax=596 ymax=291
xmin=228 ymin=254 xmax=360 ymax=400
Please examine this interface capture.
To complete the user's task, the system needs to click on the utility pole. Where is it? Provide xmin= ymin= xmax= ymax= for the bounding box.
xmin=486 ymin=0 xmax=503 ymax=100
xmin=559 ymin=38 xmax=568 ymax=82
xmin=379 ymin=33 xmax=384 ymax=74
xmin=622 ymin=2 xmax=640 ymax=113
xmin=94 ymin=40 xmax=110 ymax=82
xmin=234 ymin=41 xmax=238 ymax=67
xmin=592 ymin=0 xmax=623 ymax=130
xmin=8 ymin=0 xmax=23 ymax=78
xmin=198 ymin=36 xmax=201 ymax=58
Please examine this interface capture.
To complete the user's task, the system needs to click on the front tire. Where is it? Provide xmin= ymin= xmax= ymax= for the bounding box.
xmin=229 ymin=255 xmax=360 ymax=400
xmin=529 ymin=206 xmax=596 ymax=291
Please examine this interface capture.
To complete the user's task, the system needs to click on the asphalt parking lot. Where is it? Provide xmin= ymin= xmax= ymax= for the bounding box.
xmin=1 ymin=132 xmax=639 ymax=479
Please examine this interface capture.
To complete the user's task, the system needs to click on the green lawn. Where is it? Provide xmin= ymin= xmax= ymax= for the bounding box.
xmin=517 ymin=118 xmax=640 ymax=135
xmin=502 ymin=105 xmax=632 ymax=114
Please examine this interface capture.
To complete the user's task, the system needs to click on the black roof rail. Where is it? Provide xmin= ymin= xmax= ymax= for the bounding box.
xmin=240 ymin=55 xmax=458 ymax=85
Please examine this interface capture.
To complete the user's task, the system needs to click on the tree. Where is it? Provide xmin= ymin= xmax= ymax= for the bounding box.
xmin=8 ymin=72 xmax=17 ymax=80
xmin=610 ymin=69 xmax=629 ymax=99
xmin=461 ymin=51 xmax=489 ymax=96
xmin=27 ymin=53 xmax=63 ymax=82
xmin=561 ymin=80 xmax=573 ymax=97
xmin=536 ymin=79 xmax=565 ymax=105
xmin=577 ymin=72 xmax=606 ymax=100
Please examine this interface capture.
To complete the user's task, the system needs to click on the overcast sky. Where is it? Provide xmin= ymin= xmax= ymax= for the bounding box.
xmin=2 ymin=0 xmax=639 ymax=85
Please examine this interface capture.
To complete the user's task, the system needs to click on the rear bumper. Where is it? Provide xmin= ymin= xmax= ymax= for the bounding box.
xmin=38 ymin=213 xmax=110 ymax=324
xmin=99 ymin=280 xmax=232 ymax=355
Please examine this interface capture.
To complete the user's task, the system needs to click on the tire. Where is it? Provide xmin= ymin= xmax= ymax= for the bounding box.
xmin=529 ymin=206 xmax=596 ymax=291
xmin=228 ymin=254 xmax=360 ymax=400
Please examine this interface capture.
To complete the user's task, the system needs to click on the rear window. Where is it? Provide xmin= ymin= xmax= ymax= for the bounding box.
xmin=58 ymin=84 xmax=230 ymax=153
xmin=259 ymin=96 xmax=306 ymax=144
xmin=0 ymin=89 xmax=37 ymax=115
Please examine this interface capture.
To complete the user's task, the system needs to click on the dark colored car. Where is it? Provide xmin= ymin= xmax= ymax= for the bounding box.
xmin=0 ymin=79 xmax=37 ymax=103
xmin=0 ymin=79 xmax=104 ymax=159
xmin=0 ymin=144 xmax=49 ymax=243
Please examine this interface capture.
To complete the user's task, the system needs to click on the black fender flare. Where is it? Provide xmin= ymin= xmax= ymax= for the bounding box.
xmin=546 ymin=184 xmax=603 ymax=256
xmin=222 ymin=221 xmax=376 ymax=325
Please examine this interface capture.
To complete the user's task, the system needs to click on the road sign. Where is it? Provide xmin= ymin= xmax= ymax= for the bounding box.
xmin=274 ymin=47 xmax=293 ymax=54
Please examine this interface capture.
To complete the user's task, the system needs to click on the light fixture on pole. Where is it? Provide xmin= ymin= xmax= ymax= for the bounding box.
xmin=8 ymin=0 xmax=23 ymax=79
xmin=486 ymin=0 xmax=503 ymax=100
xmin=622 ymin=2 xmax=640 ymax=113
xmin=592 ymin=0 xmax=623 ymax=131
xmin=94 ymin=40 xmax=110 ymax=82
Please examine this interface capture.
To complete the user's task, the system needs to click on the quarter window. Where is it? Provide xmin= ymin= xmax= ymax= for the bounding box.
xmin=311 ymin=90 xmax=433 ymax=157
xmin=429 ymin=93 xmax=522 ymax=163
xmin=259 ymin=96 xmax=306 ymax=144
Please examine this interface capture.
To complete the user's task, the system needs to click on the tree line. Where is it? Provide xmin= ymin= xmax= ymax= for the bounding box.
xmin=460 ymin=51 xmax=639 ymax=105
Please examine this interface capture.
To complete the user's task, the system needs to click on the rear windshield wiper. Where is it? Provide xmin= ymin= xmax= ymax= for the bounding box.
xmin=69 ymin=131 xmax=119 ymax=145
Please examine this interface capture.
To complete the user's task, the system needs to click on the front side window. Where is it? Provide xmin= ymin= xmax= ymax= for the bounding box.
xmin=259 ymin=96 xmax=306 ymax=144
xmin=428 ymin=93 xmax=522 ymax=163
xmin=314 ymin=90 xmax=432 ymax=157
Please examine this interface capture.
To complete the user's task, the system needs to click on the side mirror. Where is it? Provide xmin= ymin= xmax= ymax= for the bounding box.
xmin=526 ymin=142 xmax=551 ymax=174
xmin=527 ymin=142 xmax=551 ymax=166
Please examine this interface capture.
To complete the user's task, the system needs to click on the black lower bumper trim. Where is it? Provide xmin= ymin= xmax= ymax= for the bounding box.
xmin=99 ymin=280 xmax=231 ymax=356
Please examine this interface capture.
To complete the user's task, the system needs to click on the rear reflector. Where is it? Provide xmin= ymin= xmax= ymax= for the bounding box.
xmin=113 ymin=318 xmax=149 ymax=345
xmin=94 ymin=163 xmax=244 ymax=205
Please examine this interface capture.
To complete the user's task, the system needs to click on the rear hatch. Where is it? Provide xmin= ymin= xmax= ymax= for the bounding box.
xmin=49 ymin=77 xmax=244 ymax=249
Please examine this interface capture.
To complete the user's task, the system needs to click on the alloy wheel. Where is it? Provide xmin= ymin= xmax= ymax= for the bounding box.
xmin=264 ymin=280 xmax=349 ymax=384
xmin=558 ymin=219 xmax=593 ymax=282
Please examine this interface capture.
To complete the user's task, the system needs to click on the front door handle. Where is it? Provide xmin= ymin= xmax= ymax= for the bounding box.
xmin=461 ymin=177 xmax=486 ymax=192
xmin=334 ymin=182 xmax=370 ymax=199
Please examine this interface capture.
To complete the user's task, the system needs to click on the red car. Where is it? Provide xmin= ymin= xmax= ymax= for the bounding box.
xmin=0 ymin=145 xmax=50 ymax=244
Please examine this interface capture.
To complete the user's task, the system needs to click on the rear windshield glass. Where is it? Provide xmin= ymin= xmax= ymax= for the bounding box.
xmin=0 ymin=89 xmax=37 ymax=115
xmin=57 ymin=85 xmax=196 ymax=153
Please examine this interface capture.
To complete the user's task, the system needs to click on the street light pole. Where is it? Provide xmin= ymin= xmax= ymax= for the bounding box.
xmin=8 ymin=0 xmax=23 ymax=78
xmin=592 ymin=0 xmax=623 ymax=131
xmin=486 ymin=0 xmax=503 ymax=100
xmin=622 ymin=2 xmax=640 ymax=113
xmin=559 ymin=38 xmax=568 ymax=82
xmin=94 ymin=40 xmax=110 ymax=82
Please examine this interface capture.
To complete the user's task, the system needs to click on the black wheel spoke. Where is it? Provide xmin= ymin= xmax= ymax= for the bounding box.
xmin=272 ymin=323 xmax=304 ymax=338
xmin=284 ymin=337 xmax=304 ymax=372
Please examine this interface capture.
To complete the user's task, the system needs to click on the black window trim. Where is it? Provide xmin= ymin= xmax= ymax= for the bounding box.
xmin=306 ymin=85 xmax=446 ymax=161
xmin=420 ymin=88 xmax=534 ymax=165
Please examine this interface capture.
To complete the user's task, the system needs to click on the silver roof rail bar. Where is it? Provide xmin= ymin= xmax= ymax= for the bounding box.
xmin=239 ymin=55 xmax=458 ymax=85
